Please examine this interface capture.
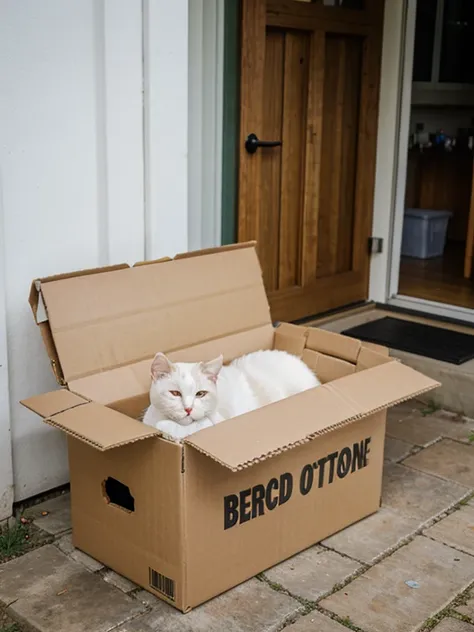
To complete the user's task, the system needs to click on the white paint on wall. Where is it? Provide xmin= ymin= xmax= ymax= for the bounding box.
xmin=98 ymin=0 xmax=145 ymax=265
xmin=0 ymin=173 xmax=14 ymax=520
xmin=143 ymin=0 xmax=189 ymax=260
xmin=0 ymin=0 xmax=145 ymax=501
xmin=188 ymin=0 xmax=224 ymax=251
xmin=0 ymin=0 xmax=205 ymax=502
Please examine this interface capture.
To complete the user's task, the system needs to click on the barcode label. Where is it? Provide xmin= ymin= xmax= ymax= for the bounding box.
xmin=149 ymin=568 xmax=175 ymax=601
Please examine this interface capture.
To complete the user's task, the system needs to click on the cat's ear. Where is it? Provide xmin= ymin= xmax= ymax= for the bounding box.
xmin=200 ymin=355 xmax=223 ymax=383
xmin=150 ymin=352 xmax=174 ymax=381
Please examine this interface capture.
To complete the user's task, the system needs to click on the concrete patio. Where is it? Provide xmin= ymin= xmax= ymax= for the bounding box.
xmin=1 ymin=400 xmax=474 ymax=632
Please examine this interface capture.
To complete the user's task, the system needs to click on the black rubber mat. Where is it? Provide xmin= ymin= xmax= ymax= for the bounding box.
xmin=342 ymin=316 xmax=474 ymax=365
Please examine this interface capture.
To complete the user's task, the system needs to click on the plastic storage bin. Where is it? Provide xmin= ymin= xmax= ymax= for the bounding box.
xmin=401 ymin=208 xmax=452 ymax=259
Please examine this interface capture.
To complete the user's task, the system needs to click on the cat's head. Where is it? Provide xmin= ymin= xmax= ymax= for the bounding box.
xmin=149 ymin=352 xmax=223 ymax=425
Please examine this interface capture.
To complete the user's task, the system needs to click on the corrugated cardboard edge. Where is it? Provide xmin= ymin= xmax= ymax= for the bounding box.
xmin=42 ymin=416 xmax=158 ymax=452
xmin=28 ymin=243 xmax=258 ymax=386
xmin=185 ymin=380 xmax=437 ymax=471
xmin=276 ymin=322 xmax=391 ymax=365
xmin=174 ymin=241 xmax=257 ymax=261
xmin=21 ymin=389 xmax=90 ymax=418
xmin=21 ymin=390 xmax=159 ymax=451
xmin=185 ymin=360 xmax=440 ymax=472
xmin=29 ymin=263 xmax=130 ymax=386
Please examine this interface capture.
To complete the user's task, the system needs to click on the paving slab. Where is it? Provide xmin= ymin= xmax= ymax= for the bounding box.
xmin=265 ymin=546 xmax=360 ymax=602
xmin=432 ymin=620 xmax=474 ymax=632
xmin=0 ymin=544 xmax=144 ymax=632
xmin=55 ymin=533 xmax=104 ymax=571
xmin=322 ymin=507 xmax=419 ymax=564
xmin=30 ymin=493 xmax=71 ymax=535
xmin=115 ymin=578 xmax=303 ymax=632
xmin=320 ymin=536 xmax=474 ymax=632
xmin=404 ymin=439 xmax=474 ymax=488
xmin=56 ymin=532 xmax=75 ymax=554
xmin=387 ymin=413 xmax=474 ymax=447
xmin=103 ymin=569 xmax=138 ymax=593
xmin=382 ymin=463 xmax=469 ymax=522
xmin=384 ymin=436 xmax=415 ymax=463
xmin=457 ymin=592 xmax=474 ymax=620
xmin=135 ymin=589 xmax=163 ymax=607
xmin=387 ymin=400 xmax=426 ymax=423
xmin=424 ymin=503 xmax=474 ymax=556
xmin=283 ymin=611 xmax=350 ymax=631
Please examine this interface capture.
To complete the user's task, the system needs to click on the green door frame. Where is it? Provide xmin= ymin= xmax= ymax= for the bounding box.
xmin=220 ymin=1 xmax=240 ymax=245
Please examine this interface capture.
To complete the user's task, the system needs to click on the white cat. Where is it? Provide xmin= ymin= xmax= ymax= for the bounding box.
xmin=142 ymin=353 xmax=223 ymax=441
xmin=142 ymin=349 xmax=320 ymax=441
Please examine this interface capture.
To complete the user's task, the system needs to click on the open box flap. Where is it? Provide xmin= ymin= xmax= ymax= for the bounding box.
xmin=22 ymin=389 xmax=89 ymax=417
xmin=21 ymin=392 xmax=158 ymax=450
xmin=185 ymin=361 xmax=439 ymax=471
xmin=30 ymin=242 xmax=270 ymax=384
xmin=68 ymin=324 xmax=275 ymax=406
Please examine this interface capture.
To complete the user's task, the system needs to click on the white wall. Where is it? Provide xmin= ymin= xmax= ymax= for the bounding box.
xmin=0 ymin=0 xmax=145 ymax=502
xmin=0 ymin=175 xmax=14 ymax=520
xmin=143 ymin=0 xmax=189 ymax=259
xmin=188 ymin=0 xmax=224 ymax=251
xmin=0 ymin=0 xmax=200 ymax=506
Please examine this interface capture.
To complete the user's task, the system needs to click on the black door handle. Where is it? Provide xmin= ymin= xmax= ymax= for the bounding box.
xmin=245 ymin=133 xmax=282 ymax=154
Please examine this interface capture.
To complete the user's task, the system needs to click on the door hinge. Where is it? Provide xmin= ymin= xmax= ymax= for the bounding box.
xmin=368 ymin=237 xmax=383 ymax=255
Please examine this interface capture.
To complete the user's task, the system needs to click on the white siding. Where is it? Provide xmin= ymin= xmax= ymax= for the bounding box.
xmin=0 ymin=0 xmax=145 ymax=501
xmin=0 ymin=188 xmax=14 ymax=520
xmin=143 ymin=0 xmax=189 ymax=259
xmin=0 ymin=0 xmax=207 ymax=508
xmin=188 ymin=0 xmax=224 ymax=251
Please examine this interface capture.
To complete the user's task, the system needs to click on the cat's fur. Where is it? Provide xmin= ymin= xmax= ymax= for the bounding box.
xmin=142 ymin=349 xmax=320 ymax=441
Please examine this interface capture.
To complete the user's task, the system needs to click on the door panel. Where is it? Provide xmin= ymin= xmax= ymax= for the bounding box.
xmin=279 ymin=30 xmax=309 ymax=290
xmin=318 ymin=34 xmax=362 ymax=279
xmin=239 ymin=0 xmax=384 ymax=322
xmin=260 ymin=30 xmax=284 ymax=292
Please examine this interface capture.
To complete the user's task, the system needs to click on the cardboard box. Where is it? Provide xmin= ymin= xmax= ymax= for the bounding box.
xmin=21 ymin=243 xmax=438 ymax=612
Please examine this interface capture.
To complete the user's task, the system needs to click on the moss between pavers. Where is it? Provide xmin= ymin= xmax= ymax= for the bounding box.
xmin=421 ymin=401 xmax=442 ymax=417
xmin=0 ymin=518 xmax=52 ymax=564
xmin=418 ymin=583 xmax=474 ymax=631
xmin=270 ymin=491 xmax=474 ymax=632
xmin=0 ymin=607 xmax=25 ymax=632
xmin=0 ymin=624 xmax=23 ymax=632
xmin=258 ymin=570 xmax=369 ymax=631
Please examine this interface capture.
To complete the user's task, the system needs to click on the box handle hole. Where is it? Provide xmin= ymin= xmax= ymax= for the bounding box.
xmin=102 ymin=477 xmax=135 ymax=513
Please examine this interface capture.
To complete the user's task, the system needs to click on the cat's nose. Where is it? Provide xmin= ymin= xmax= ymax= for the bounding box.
xmin=184 ymin=408 xmax=193 ymax=415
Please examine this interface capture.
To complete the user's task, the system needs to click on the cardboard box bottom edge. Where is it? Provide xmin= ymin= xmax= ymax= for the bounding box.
xmin=67 ymin=411 xmax=386 ymax=612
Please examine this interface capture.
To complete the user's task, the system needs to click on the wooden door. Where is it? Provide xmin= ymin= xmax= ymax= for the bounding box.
xmin=238 ymin=0 xmax=385 ymax=322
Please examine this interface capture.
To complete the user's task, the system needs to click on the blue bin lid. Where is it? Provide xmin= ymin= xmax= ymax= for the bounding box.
xmin=404 ymin=208 xmax=452 ymax=219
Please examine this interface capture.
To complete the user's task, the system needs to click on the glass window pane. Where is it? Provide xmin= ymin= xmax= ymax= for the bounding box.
xmin=439 ymin=0 xmax=474 ymax=83
xmin=412 ymin=0 xmax=437 ymax=82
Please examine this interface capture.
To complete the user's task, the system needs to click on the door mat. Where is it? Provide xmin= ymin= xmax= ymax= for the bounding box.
xmin=342 ymin=316 xmax=474 ymax=365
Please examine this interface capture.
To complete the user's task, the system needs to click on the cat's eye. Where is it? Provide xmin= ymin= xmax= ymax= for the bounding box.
xmin=169 ymin=390 xmax=181 ymax=397
xmin=195 ymin=390 xmax=208 ymax=398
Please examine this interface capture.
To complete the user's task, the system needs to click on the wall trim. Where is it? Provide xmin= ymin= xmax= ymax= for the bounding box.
xmin=368 ymin=0 xmax=408 ymax=303
xmin=221 ymin=0 xmax=240 ymax=245
xmin=143 ymin=0 xmax=189 ymax=259
xmin=388 ymin=0 xmax=416 ymax=298
xmin=0 ymin=171 xmax=14 ymax=521
xmin=188 ymin=0 xmax=225 ymax=251
xmin=99 ymin=0 xmax=145 ymax=265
